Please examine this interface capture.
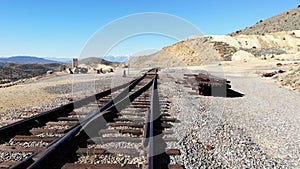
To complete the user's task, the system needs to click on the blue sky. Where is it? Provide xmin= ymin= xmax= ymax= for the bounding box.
xmin=0 ymin=0 xmax=299 ymax=58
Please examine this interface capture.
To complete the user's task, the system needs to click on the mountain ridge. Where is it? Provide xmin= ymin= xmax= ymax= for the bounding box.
xmin=79 ymin=57 xmax=119 ymax=67
xmin=101 ymin=55 xmax=128 ymax=63
xmin=0 ymin=56 xmax=62 ymax=65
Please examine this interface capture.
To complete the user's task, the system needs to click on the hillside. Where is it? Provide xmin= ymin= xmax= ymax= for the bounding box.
xmin=0 ymin=56 xmax=61 ymax=64
xmin=101 ymin=56 xmax=128 ymax=63
xmin=128 ymin=30 xmax=300 ymax=67
xmin=128 ymin=6 xmax=300 ymax=68
xmin=231 ymin=6 xmax=300 ymax=36
xmin=129 ymin=37 xmax=226 ymax=67
xmin=0 ymin=63 xmax=62 ymax=84
xmin=79 ymin=57 xmax=119 ymax=67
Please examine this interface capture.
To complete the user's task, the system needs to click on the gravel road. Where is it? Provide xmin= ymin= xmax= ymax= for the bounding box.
xmin=159 ymin=67 xmax=300 ymax=169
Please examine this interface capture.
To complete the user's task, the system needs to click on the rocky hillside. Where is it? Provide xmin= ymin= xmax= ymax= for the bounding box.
xmin=0 ymin=63 xmax=62 ymax=84
xmin=271 ymin=63 xmax=300 ymax=92
xmin=127 ymin=6 xmax=300 ymax=68
xmin=129 ymin=37 xmax=236 ymax=67
xmin=231 ymin=6 xmax=300 ymax=36
xmin=128 ymin=30 xmax=300 ymax=67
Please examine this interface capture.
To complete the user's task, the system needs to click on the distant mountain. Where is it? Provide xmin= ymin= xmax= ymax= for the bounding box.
xmin=231 ymin=6 xmax=300 ymax=35
xmin=101 ymin=56 xmax=128 ymax=63
xmin=0 ymin=56 xmax=61 ymax=65
xmin=43 ymin=57 xmax=71 ymax=63
xmin=79 ymin=57 xmax=119 ymax=66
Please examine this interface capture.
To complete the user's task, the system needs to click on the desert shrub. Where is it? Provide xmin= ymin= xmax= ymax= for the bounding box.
xmin=282 ymin=78 xmax=291 ymax=84
xmin=235 ymin=30 xmax=241 ymax=34
xmin=240 ymin=48 xmax=286 ymax=57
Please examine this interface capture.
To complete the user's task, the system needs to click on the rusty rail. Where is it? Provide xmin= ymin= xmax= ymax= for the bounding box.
xmin=147 ymin=74 xmax=160 ymax=169
xmin=0 ymin=69 xmax=156 ymax=139
xmin=11 ymin=69 xmax=158 ymax=169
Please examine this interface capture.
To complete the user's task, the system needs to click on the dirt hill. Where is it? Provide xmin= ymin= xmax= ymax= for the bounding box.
xmin=231 ymin=6 xmax=300 ymax=36
xmin=128 ymin=37 xmax=235 ymax=67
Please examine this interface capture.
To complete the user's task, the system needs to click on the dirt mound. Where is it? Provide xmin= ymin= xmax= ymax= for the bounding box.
xmin=231 ymin=50 xmax=257 ymax=62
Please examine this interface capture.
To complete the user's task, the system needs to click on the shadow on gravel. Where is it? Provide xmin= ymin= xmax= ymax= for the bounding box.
xmin=203 ymin=87 xmax=244 ymax=98
xmin=225 ymin=89 xmax=245 ymax=98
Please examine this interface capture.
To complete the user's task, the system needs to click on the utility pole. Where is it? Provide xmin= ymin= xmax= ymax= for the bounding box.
xmin=127 ymin=62 xmax=130 ymax=76
xmin=126 ymin=55 xmax=130 ymax=76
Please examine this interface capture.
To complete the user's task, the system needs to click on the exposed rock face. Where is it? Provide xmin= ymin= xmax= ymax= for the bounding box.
xmin=211 ymin=30 xmax=300 ymax=52
xmin=212 ymin=41 xmax=237 ymax=61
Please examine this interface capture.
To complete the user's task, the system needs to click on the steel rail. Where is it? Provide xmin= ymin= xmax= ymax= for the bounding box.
xmin=0 ymin=69 xmax=155 ymax=138
xmin=147 ymin=73 xmax=161 ymax=169
xmin=11 ymin=69 xmax=157 ymax=169
xmin=143 ymin=69 xmax=167 ymax=169
xmin=0 ymin=82 xmax=128 ymax=138
xmin=26 ymin=75 xmax=156 ymax=169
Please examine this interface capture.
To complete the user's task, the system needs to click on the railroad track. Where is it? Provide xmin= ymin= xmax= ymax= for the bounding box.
xmin=0 ymin=68 xmax=182 ymax=169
